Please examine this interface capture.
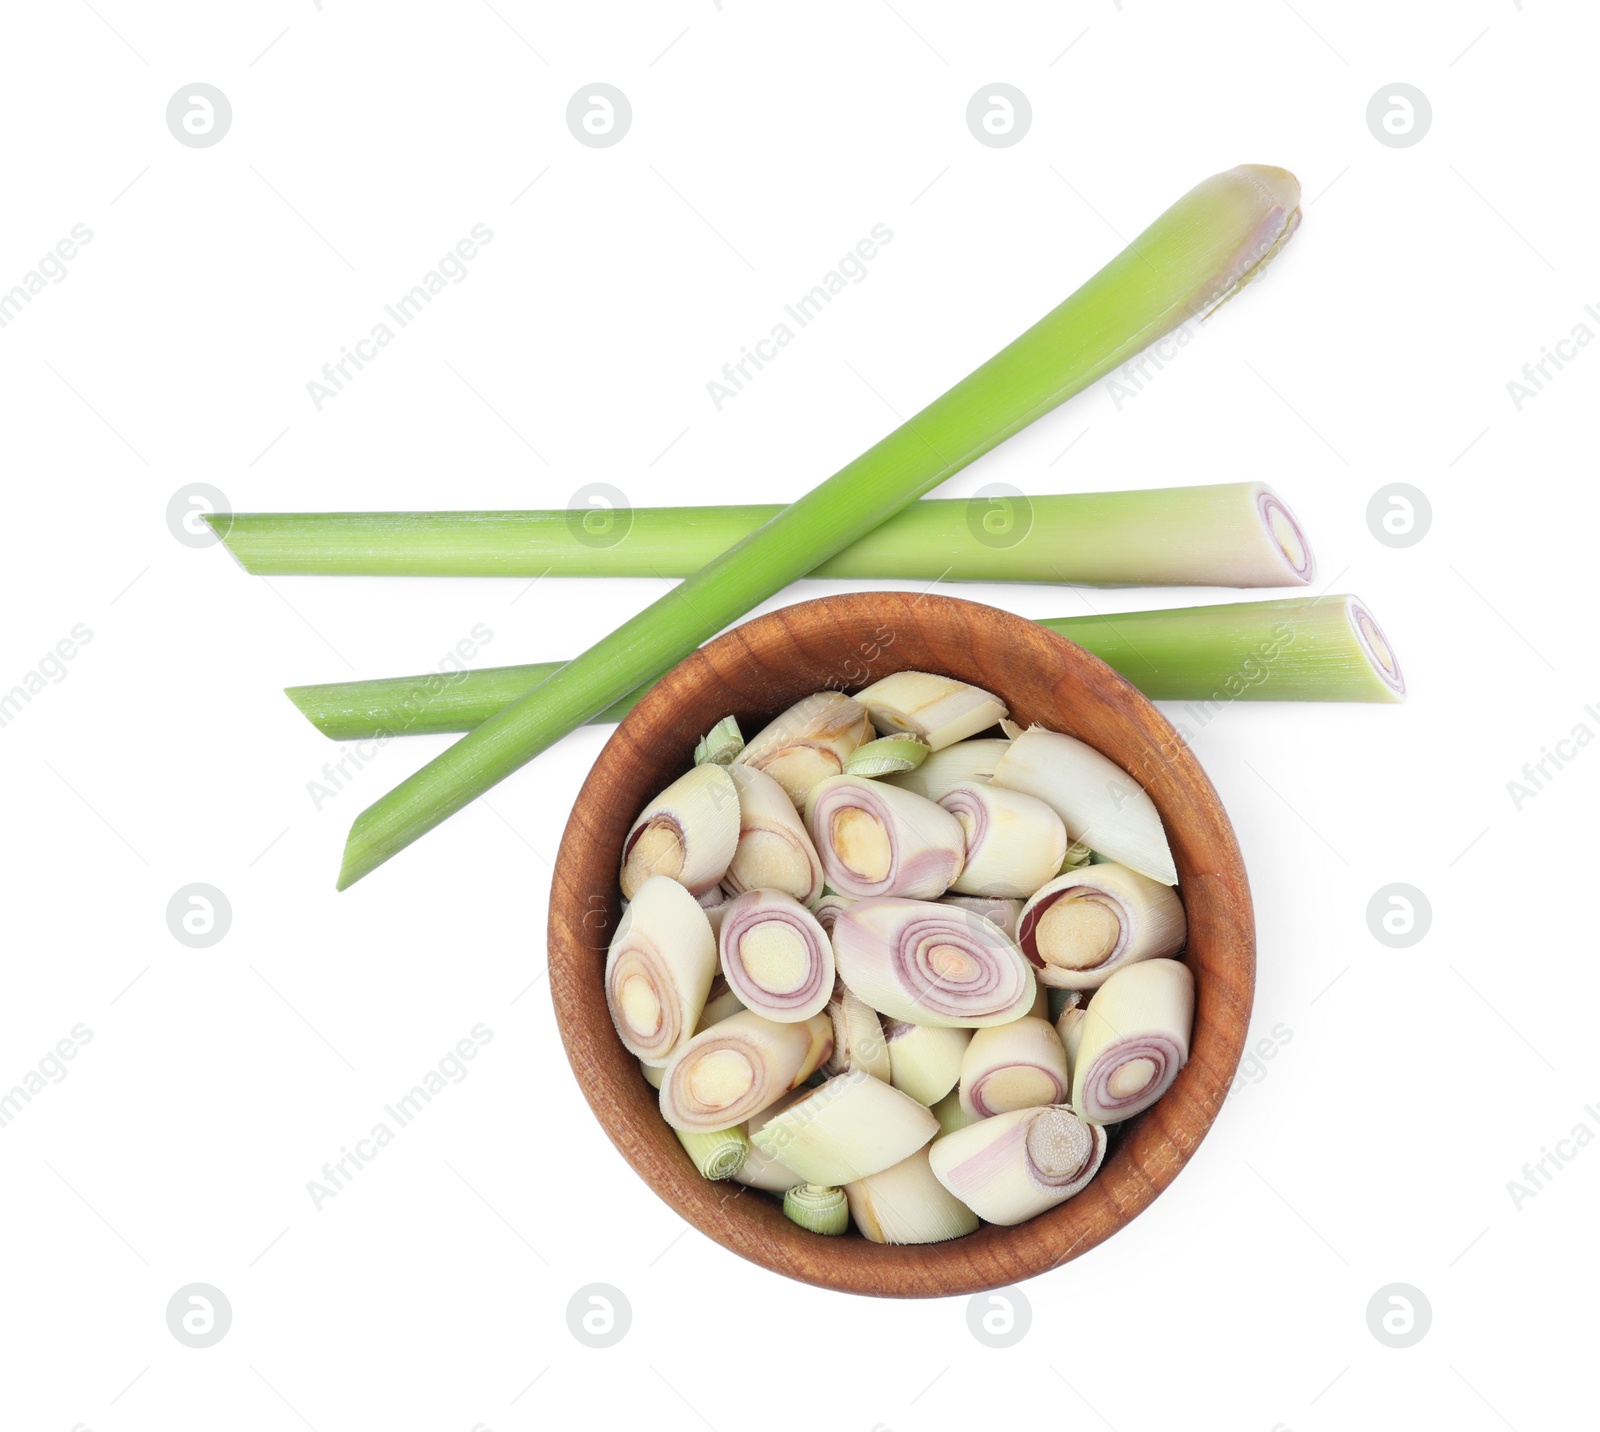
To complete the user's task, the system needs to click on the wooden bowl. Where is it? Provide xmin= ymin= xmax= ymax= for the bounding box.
xmin=549 ymin=592 xmax=1253 ymax=1298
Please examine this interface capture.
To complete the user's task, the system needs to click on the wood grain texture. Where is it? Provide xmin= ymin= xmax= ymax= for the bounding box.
xmin=548 ymin=592 xmax=1254 ymax=1298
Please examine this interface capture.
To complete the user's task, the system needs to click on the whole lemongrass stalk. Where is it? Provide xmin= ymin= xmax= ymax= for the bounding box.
xmin=208 ymin=481 xmax=1312 ymax=586
xmin=285 ymin=592 xmax=1398 ymax=747
xmin=328 ymin=164 xmax=1303 ymax=886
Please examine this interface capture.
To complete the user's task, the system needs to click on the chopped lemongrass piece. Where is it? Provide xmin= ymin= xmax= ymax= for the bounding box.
xmin=1056 ymin=1006 xmax=1087 ymax=1099
xmin=882 ymin=738 xmax=1011 ymax=803
xmin=853 ymin=671 xmax=1007 ymax=752
xmin=641 ymin=1059 xmax=666 ymax=1090
xmin=930 ymin=1088 xmax=982 ymax=1138
xmin=990 ymin=726 xmax=1177 ymax=886
xmin=783 ymin=1183 xmax=850 ymax=1235
xmin=845 ymin=1149 xmax=980 ymax=1244
xmin=213 ymin=480 xmax=1313 ymax=585
xmin=718 ymin=889 xmax=835 ymax=1023
xmin=831 ymin=897 xmax=1036 ymax=1028
xmin=805 ymin=775 xmax=965 ymax=900
xmin=812 ymin=893 xmax=858 ymax=936
xmin=334 ymin=165 xmax=1305 ymax=888
xmin=734 ymin=1092 xmax=808 ymax=1191
xmin=1073 ymin=959 xmax=1194 ymax=1125
xmin=929 ymin=1104 xmax=1108 ymax=1225
xmin=620 ymin=763 xmax=741 ymax=900
xmin=675 ymin=1126 xmax=749 ymax=1181
xmin=1018 ymin=863 xmax=1186 ymax=990
xmin=695 ymin=976 xmax=746 ymax=1033
xmin=823 ymin=984 xmax=890 ymax=1081
xmin=845 ymin=734 xmax=932 ymax=778
xmin=749 ymin=1068 xmax=938 ymax=1185
xmin=733 ymin=691 xmax=873 ymax=807
xmin=885 ymin=1021 xmax=972 ymax=1106
xmin=1060 ymin=839 xmax=1097 ymax=872
xmin=939 ymin=893 xmax=1022 ymax=940
xmin=720 ymin=764 xmax=824 ymax=905
xmin=604 ymin=876 xmax=718 ymax=1066
xmin=939 ymin=782 xmax=1069 ymax=898
xmin=658 ymin=1010 xmax=833 ymax=1132
xmin=694 ymin=715 xmax=744 ymax=767
xmin=958 ymin=1017 xmax=1071 ymax=1118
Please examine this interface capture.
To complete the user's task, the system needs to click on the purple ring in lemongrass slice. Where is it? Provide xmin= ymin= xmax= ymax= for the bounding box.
xmin=720 ymin=763 xmax=824 ymax=905
xmin=805 ymin=775 xmax=965 ymax=899
xmin=604 ymin=875 xmax=718 ymax=1068
xmin=1255 ymin=485 xmax=1315 ymax=583
xmin=717 ymin=889 xmax=835 ymax=1023
xmin=957 ymin=1016 xmax=1070 ymax=1118
xmin=732 ymin=690 xmax=873 ymax=808
xmin=1017 ymin=862 xmax=1186 ymax=990
xmin=928 ymin=1103 xmax=1107 ymax=1225
xmin=831 ymin=897 xmax=1035 ymax=1028
xmin=1347 ymin=596 xmax=1406 ymax=699
xmin=619 ymin=761 xmax=741 ymax=900
xmin=1071 ymin=958 xmax=1194 ymax=1126
xmin=658 ymin=1009 xmax=833 ymax=1133
xmin=939 ymin=781 xmax=1068 ymax=898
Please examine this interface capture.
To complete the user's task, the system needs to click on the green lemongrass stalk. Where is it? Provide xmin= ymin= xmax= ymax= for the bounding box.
xmin=675 ymin=1125 xmax=750 ymax=1181
xmin=207 ymin=480 xmax=1312 ymax=587
xmin=334 ymin=165 xmax=1302 ymax=887
xmin=284 ymin=593 xmax=1402 ymax=744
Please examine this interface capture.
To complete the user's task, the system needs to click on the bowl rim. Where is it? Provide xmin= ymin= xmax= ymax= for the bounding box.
xmin=548 ymin=591 xmax=1255 ymax=1298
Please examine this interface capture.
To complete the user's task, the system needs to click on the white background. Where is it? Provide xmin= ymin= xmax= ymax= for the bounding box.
xmin=0 ymin=2 xmax=1592 ymax=1429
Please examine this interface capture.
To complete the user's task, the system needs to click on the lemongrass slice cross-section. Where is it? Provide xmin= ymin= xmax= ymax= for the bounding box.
xmin=620 ymin=762 xmax=741 ymax=899
xmin=734 ymin=691 xmax=873 ymax=807
xmin=845 ymin=1149 xmax=979 ymax=1244
xmin=1072 ymin=958 xmax=1194 ymax=1126
xmin=929 ymin=1104 xmax=1108 ymax=1224
xmin=885 ymin=1021 xmax=971 ymax=1105
xmin=831 ymin=897 xmax=1036 ymax=1028
xmin=675 ymin=1126 xmax=749 ymax=1180
xmin=659 ymin=1009 xmax=833 ymax=1132
xmin=783 ymin=1183 xmax=849 ymax=1234
xmin=604 ymin=875 xmax=718 ymax=1066
xmin=721 ymin=764 xmax=824 ymax=904
xmin=939 ymin=782 xmax=1069 ymax=898
xmin=939 ymin=893 xmax=1022 ymax=940
xmin=853 ymin=671 xmax=1007 ymax=751
xmin=805 ymin=775 xmax=965 ymax=899
xmin=958 ymin=1016 xmax=1071 ymax=1118
xmin=717 ymin=889 xmax=835 ymax=1022
xmin=885 ymin=737 xmax=1011 ymax=803
xmin=749 ymin=1067 xmax=938 ymax=1185
xmin=989 ymin=726 xmax=1177 ymax=885
xmin=823 ymin=983 xmax=890 ymax=1080
xmin=1018 ymin=863 xmax=1186 ymax=990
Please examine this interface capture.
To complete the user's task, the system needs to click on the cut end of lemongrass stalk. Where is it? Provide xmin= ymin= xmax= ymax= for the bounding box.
xmin=718 ymin=889 xmax=835 ymax=1023
xmin=620 ymin=762 xmax=741 ymax=900
xmin=928 ymin=1104 xmax=1108 ymax=1225
xmin=734 ymin=691 xmax=874 ymax=807
xmin=750 ymin=1067 xmax=939 ymax=1185
xmin=1018 ymin=863 xmax=1187 ymax=991
xmin=958 ymin=1017 xmax=1071 ymax=1118
xmin=845 ymin=734 xmax=932 ymax=778
xmin=605 ymin=876 xmax=719 ymax=1066
xmin=1194 ymin=165 xmax=1302 ymax=320
xmin=806 ymin=776 xmax=965 ymax=900
xmin=783 ymin=1183 xmax=850 ymax=1235
xmin=721 ymin=764 xmax=824 ymax=905
xmin=694 ymin=715 xmax=744 ymax=767
xmin=813 ymin=893 xmax=859 ymax=937
xmin=1072 ymin=958 xmax=1194 ymax=1126
xmin=833 ymin=897 xmax=1037 ymax=1028
xmin=853 ymin=672 xmax=1007 ymax=752
xmin=675 ymin=1125 xmax=750 ymax=1181
xmin=1060 ymin=840 xmax=1096 ymax=873
xmin=845 ymin=1149 xmax=980 ymax=1244
xmin=659 ymin=1010 xmax=834 ymax=1132
xmin=1255 ymin=486 xmax=1315 ymax=584
xmin=1346 ymin=596 xmax=1407 ymax=700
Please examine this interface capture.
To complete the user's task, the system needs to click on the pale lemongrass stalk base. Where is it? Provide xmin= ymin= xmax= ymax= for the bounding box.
xmin=846 ymin=1149 xmax=980 ymax=1244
